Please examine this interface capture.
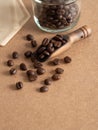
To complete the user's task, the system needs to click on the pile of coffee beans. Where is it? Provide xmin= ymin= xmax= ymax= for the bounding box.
xmin=36 ymin=34 xmax=69 ymax=62
xmin=6 ymin=34 xmax=72 ymax=92
xmin=36 ymin=3 xmax=79 ymax=29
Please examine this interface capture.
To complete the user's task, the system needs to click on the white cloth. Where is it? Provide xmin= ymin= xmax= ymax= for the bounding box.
xmin=0 ymin=0 xmax=30 ymax=46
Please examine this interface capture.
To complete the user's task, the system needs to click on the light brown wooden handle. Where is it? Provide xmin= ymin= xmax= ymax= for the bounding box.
xmin=67 ymin=25 xmax=92 ymax=43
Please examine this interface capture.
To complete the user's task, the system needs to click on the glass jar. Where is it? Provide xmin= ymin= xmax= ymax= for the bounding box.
xmin=32 ymin=0 xmax=81 ymax=33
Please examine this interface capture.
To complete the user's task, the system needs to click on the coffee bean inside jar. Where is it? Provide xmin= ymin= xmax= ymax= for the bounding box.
xmin=33 ymin=0 xmax=81 ymax=33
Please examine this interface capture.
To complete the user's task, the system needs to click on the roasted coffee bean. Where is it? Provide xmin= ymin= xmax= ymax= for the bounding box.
xmin=37 ymin=47 xmax=46 ymax=54
xmin=53 ymin=35 xmax=63 ymax=41
xmin=12 ymin=51 xmax=19 ymax=59
xmin=66 ymin=18 xmax=73 ymax=23
xmin=7 ymin=60 xmax=14 ymax=67
xmin=20 ymin=63 xmax=27 ymax=71
xmin=40 ymin=86 xmax=49 ymax=93
xmin=28 ymin=75 xmax=37 ymax=81
xmin=31 ymin=40 xmax=37 ymax=47
xmin=37 ymin=67 xmax=46 ymax=75
xmin=42 ymin=38 xmax=49 ymax=46
xmin=52 ymin=58 xmax=60 ymax=65
xmin=26 ymin=34 xmax=33 ymax=41
xmin=16 ymin=82 xmax=23 ymax=89
xmin=43 ymin=51 xmax=50 ymax=56
xmin=64 ymin=56 xmax=72 ymax=63
xmin=39 ymin=54 xmax=45 ymax=59
xmin=9 ymin=68 xmax=17 ymax=75
xmin=48 ymin=47 xmax=55 ymax=53
xmin=52 ymin=74 xmax=61 ymax=81
xmin=44 ymin=78 xmax=52 ymax=85
xmin=33 ymin=61 xmax=43 ymax=68
xmin=26 ymin=70 xmax=37 ymax=77
xmin=55 ymin=68 xmax=64 ymax=74
xmin=53 ymin=41 xmax=62 ymax=48
xmin=24 ymin=51 xmax=32 ymax=58
xmin=48 ymin=43 xmax=53 ymax=48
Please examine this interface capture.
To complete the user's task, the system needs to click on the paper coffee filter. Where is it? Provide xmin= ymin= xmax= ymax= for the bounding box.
xmin=0 ymin=0 xmax=30 ymax=46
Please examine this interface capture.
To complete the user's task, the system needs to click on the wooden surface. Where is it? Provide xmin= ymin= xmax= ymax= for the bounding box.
xmin=0 ymin=0 xmax=98 ymax=130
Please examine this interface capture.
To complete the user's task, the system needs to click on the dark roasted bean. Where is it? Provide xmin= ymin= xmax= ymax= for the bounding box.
xmin=39 ymin=54 xmax=45 ymax=59
xmin=20 ymin=63 xmax=27 ymax=71
xmin=53 ymin=35 xmax=63 ymax=41
xmin=55 ymin=68 xmax=64 ymax=74
xmin=52 ymin=58 xmax=60 ymax=65
xmin=53 ymin=41 xmax=62 ymax=48
xmin=37 ymin=47 xmax=46 ymax=54
xmin=9 ymin=68 xmax=17 ymax=75
xmin=43 ymin=51 xmax=50 ymax=56
xmin=31 ymin=40 xmax=37 ymax=47
xmin=44 ymin=78 xmax=52 ymax=85
xmin=52 ymin=74 xmax=61 ymax=81
xmin=47 ymin=46 xmax=55 ymax=53
xmin=26 ymin=34 xmax=33 ymax=41
xmin=12 ymin=52 xmax=19 ymax=59
xmin=34 ymin=61 xmax=43 ymax=68
xmin=7 ymin=60 xmax=14 ymax=67
xmin=28 ymin=75 xmax=37 ymax=81
xmin=40 ymin=86 xmax=49 ymax=92
xmin=24 ymin=51 xmax=32 ymax=58
xmin=64 ymin=56 xmax=72 ymax=63
xmin=42 ymin=38 xmax=49 ymax=46
xmin=37 ymin=67 xmax=46 ymax=75
xmin=26 ymin=70 xmax=37 ymax=77
xmin=16 ymin=82 xmax=23 ymax=89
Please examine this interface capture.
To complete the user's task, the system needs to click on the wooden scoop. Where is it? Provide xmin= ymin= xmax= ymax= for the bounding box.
xmin=35 ymin=25 xmax=92 ymax=62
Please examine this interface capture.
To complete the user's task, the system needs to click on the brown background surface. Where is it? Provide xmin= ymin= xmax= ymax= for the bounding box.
xmin=0 ymin=0 xmax=98 ymax=130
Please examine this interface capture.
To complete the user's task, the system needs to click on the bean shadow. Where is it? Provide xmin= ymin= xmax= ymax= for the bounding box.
xmin=20 ymin=72 xmax=29 ymax=83
xmin=9 ymin=84 xmax=17 ymax=90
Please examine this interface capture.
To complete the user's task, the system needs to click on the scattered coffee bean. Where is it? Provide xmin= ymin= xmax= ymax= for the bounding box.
xmin=55 ymin=68 xmax=64 ymax=74
xmin=33 ymin=61 xmax=43 ymax=68
xmin=40 ymin=86 xmax=49 ymax=93
xmin=28 ymin=75 xmax=37 ymax=81
xmin=24 ymin=51 xmax=32 ymax=58
xmin=31 ymin=40 xmax=37 ymax=47
xmin=26 ymin=70 xmax=37 ymax=77
xmin=12 ymin=51 xmax=19 ymax=59
xmin=7 ymin=60 xmax=14 ymax=67
xmin=37 ymin=67 xmax=46 ymax=75
xmin=9 ymin=68 xmax=17 ymax=75
xmin=64 ymin=56 xmax=72 ymax=63
xmin=44 ymin=78 xmax=52 ymax=85
xmin=52 ymin=58 xmax=60 ymax=65
xmin=20 ymin=63 xmax=27 ymax=71
xmin=26 ymin=34 xmax=33 ymax=41
xmin=52 ymin=74 xmax=61 ymax=80
xmin=16 ymin=82 xmax=23 ymax=89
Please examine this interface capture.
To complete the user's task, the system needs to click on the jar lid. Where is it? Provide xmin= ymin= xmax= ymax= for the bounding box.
xmin=35 ymin=0 xmax=77 ymax=4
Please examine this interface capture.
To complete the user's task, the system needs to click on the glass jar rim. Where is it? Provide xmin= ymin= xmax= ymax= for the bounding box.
xmin=34 ymin=0 xmax=77 ymax=4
